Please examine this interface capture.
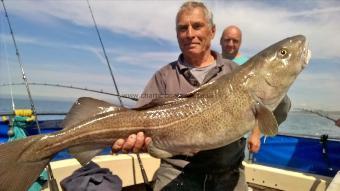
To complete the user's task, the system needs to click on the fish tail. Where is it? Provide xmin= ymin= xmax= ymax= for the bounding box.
xmin=0 ymin=136 xmax=51 ymax=191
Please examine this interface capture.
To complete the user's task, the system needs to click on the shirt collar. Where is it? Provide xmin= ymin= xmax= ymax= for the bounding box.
xmin=177 ymin=50 xmax=224 ymax=72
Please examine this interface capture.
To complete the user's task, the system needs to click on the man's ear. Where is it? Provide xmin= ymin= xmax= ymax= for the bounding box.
xmin=211 ymin=24 xmax=216 ymax=39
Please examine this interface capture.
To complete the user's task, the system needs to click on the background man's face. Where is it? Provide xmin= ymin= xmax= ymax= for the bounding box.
xmin=221 ymin=28 xmax=241 ymax=57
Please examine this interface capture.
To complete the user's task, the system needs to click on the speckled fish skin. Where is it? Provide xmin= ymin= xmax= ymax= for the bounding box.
xmin=0 ymin=35 xmax=310 ymax=191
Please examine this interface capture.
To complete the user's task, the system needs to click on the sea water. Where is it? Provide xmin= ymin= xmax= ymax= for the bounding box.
xmin=280 ymin=110 xmax=340 ymax=139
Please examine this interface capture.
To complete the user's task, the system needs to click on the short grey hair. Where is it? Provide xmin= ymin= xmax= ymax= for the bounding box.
xmin=176 ymin=1 xmax=214 ymax=28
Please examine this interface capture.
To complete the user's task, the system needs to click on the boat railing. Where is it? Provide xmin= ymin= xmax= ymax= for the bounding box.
xmin=278 ymin=132 xmax=340 ymax=141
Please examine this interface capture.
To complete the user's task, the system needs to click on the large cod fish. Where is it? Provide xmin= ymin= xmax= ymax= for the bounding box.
xmin=0 ymin=35 xmax=310 ymax=190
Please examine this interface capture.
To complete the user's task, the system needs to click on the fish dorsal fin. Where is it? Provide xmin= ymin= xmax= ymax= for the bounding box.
xmin=134 ymin=97 xmax=187 ymax=110
xmin=62 ymin=97 xmax=123 ymax=165
xmin=255 ymin=102 xmax=278 ymax=136
xmin=180 ymin=81 xmax=216 ymax=98
xmin=62 ymin=97 xmax=123 ymax=129
xmin=68 ymin=144 xmax=105 ymax=166
xmin=135 ymin=81 xmax=216 ymax=110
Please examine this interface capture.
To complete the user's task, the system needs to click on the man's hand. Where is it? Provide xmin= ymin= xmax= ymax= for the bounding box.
xmin=247 ymin=126 xmax=261 ymax=153
xmin=112 ymin=132 xmax=152 ymax=153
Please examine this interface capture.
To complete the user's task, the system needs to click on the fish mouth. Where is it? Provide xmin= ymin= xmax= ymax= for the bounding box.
xmin=304 ymin=49 xmax=312 ymax=68
xmin=302 ymin=40 xmax=311 ymax=69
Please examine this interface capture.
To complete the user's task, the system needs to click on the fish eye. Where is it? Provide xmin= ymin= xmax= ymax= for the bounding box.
xmin=278 ymin=48 xmax=289 ymax=58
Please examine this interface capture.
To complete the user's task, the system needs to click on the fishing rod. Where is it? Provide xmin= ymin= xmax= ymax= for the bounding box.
xmin=86 ymin=1 xmax=151 ymax=190
xmin=0 ymin=82 xmax=138 ymax=101
xmin=301 ymin=108 xmax=336 ymax=122
xmin=1 ymin=111 xmax=67 ymax=117
xmin=86 ymin=0 xmax=123 ymax=106
xmin=0 ymin=1 xmax=59 ymax=190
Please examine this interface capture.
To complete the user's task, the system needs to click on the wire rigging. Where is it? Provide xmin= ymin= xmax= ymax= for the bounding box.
xmin=1 ymin=0 xmax=40 ymax=132
xmin=1 ymin=0 xmax=59 ymax=190
xmin=0 ymin=12 xmax=15 ymax=112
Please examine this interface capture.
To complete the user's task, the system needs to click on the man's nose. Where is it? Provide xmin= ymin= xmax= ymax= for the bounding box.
xmin=186 ymin=26 xmax=194 ymax=38
xmin=227 ymin=39 xmax=234 ymax=46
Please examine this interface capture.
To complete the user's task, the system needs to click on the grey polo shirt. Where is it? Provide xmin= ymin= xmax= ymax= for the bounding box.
xmin=136 ymin=51 xmax=238 ymax=108
xmin=136 ymin=51 xmax=290 ymax=171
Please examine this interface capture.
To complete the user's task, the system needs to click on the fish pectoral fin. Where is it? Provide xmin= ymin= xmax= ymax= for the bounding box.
xmin=62 ymin=97 xmax=124 ymax=129
xmin=255 ymin=102 xmax=278 ymax=136
xmin=69 ymin=144 xmax=104 ymax=166
xmin=147 ymin=141 xmax=174 ymax=158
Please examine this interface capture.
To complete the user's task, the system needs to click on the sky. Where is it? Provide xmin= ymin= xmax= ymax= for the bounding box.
xmin=0 ymin=0 xmax=340 ymax=111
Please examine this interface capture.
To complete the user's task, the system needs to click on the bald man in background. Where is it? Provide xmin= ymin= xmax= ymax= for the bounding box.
xmin=220 ymin=25 xmax=248 ymax=64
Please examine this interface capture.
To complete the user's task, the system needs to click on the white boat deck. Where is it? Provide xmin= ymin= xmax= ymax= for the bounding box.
xmin=326 ymin=171 xmax=340 ymax=191
xmin=43 ymin=154 xmax=335 ymax=191
xmin=43 ymin=154 xmax=160 ymax=190
xmin=244 ymin=161 xmax=332 ymax=191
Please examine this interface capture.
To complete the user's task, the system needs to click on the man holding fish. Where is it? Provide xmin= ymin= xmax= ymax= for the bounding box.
xmin=113 ymin=1 xmax=291 ymax=190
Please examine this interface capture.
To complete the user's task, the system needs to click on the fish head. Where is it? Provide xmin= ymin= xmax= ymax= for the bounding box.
xmin=246 ymin=35 xmax=311 ymax=110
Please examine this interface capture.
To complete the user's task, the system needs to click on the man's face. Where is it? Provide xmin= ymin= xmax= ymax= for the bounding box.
xmin=176 ymin=8 xmax=215 ymax=58
xmin=220 ymin=28 xmax=241 ymax=58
